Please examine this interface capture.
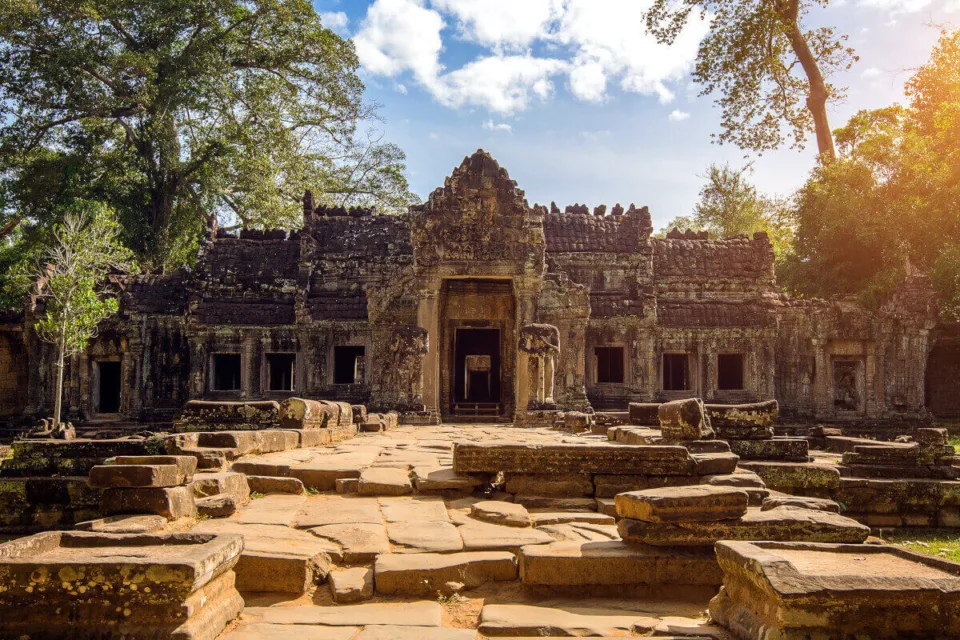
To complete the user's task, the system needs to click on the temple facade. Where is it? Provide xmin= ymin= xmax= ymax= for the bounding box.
xmin=0 ymin=150 xmax=954 ymax=428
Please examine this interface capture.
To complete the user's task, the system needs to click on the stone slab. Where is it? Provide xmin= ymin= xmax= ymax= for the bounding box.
xmin=246 ymin=475 xmax=305 ymax=495
xmin=387 ymin=521 xmax=464 ymax=553
xmin=295 ymin=496 xmax=383 ymax=528
xmin=100 ymin=485 xmax=196 ymax=520
xmin=453 ymin=443 xmax=697 ymax=476
xmin=246 ymin=601 xmax=442 ymax=627
xmin=309 ymin=522 xmax=390 ymax=563
xmin=379 ymin=496 xmax=450 ymax=523
xmin=618 ymin=506 xmax=870 ymax=546
xmin=710 ymin=540 xmax=960 ymax=639
xmin=738 ymin=461 xmax=841 ymax=494
xmin=471 ymin=501 xmax=531 ymax=527
xmin=375 ymin=551 xmax=517 ymax=596
xmin=728 ymin=438 xmax=809 ymax=462
xmin=113 ymin=455 xmax=198 ymax=481
xmin=355 ymin=627 xmax=476 ymax=640
xmin=224 ymin=625 xmax=357 ymax=640
xmin=233 ymin=494 xmax=306 ymax=526
xmin=519 ymin=541 xmax=723 ymax=586
xmin=74 ymin=514 xmax=168 ymax=534
xmin=458 ymin=519 xmax=555 ymax=552
xmin=358 ymin=467 xmax=413 ymax=496
xmin=503 ymin=473 xmax=594 ymax=497
xmin=329 ymin=566 xmax=374 ymax=603
xmin=615 ymin=486 xmax=749 ymax=523
xmin=413 ymin=467 xmax=483 ymax=493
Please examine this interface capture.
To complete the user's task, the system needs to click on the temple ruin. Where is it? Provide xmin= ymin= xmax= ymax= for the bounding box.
xmin=2 ymin=150 xmax=960 ymax=639
xmin=0 ymin=149 xmax=948 ymax=432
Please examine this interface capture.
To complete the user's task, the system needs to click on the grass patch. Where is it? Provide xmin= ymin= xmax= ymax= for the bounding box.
xmin=950 ymin=437 xmax=960 ymax=454
xmin=884 ymin=528 xmax=960 ymax=563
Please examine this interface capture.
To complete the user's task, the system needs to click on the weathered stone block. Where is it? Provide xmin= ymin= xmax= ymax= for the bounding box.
xmin=88 ymin=464 xmax=182 ymax=489
xmin=658 ymin=398 xmax=714 ymax=442
xmin=628 ymin=402 xmax=661 ymax=426
xmin=728 ymin=438 xmax=808 ymax=461
xmin=504 ymin=473 xmax=594 ymax=497
xmin=615 ymin=486 xmax=749 ymax=523
xmin=173 ymin=400 xmax=281 ymax=432
xmin=453 ymin=443 xmax=698 ymax=476
xmin=100 ymin=485 xmax=197 ymax=520
xmin=705 ymin=400 xmax=778 ymax=430
xmin=375 ymin=552 xmax=517 ymax=596
xmin=279 ymin=398 xmax=338 ymax=429
xmin=710 ymin=540 xmax=960 ymax=639
xmin=113 ymin=455 xmax=198 ymax=483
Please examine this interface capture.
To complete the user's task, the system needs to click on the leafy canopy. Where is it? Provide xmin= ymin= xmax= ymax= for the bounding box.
xmin=779 ymin=28 xmax=960 ymax=311
xmin=0 ymin=0 xmax=418 ymax=269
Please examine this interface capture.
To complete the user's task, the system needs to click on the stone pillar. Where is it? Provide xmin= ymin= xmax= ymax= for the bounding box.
xmin=123 ymin=336 xmax=144 ymax=419
xmin=418 ymin=287 xmax=440 ymax=419
xmin=241 ymin=332 xmax=257 ymax=399
xmin=188 ymin=337 xmax=206 ymax=399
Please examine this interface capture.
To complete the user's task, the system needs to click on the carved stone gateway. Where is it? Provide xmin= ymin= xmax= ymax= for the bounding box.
xmin=390 ymin=324 xmax=429 ymax=412
xmin=519 ymin=324 xmax=560 ymax=408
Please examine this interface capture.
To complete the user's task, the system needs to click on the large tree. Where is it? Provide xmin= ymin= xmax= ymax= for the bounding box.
xmin=780 ymin=29 xmax=960 ymax=310
xmin=0 ymin=0 xmax=418 ymax=268
xmin=645 ymin=0 xmax=857 ymax=161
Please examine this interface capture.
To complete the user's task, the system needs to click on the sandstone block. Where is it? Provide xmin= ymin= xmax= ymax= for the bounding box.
xmin=413 ymin=467 xmax=483 ymax=494
xmin=246 ymin=475 xmax=305 ymax=495
xmin=728 ymin=438 xmax=808 ymax=461
xmin=513 ymin=495 xmax=597 ymax=511
xmin=330 ymin=566 xmax=374 ymax=603
xmin=453 ymin=443 xmax=698 ymax=476
xmin=692 ymin=452 xmax=739 ymax=475
xmin=387 ymin=521 xmax=464 ymax=553
xmin=113 ymin=455 xmax=198 ymax=482
xmin=309 ymin=522 xmax=390 ymax=563
xmin=375 ymin=552 xmax=517 ymax=596
xmin=519 ymin=540 xmax=722 ymax=586
xmin=615 ymin=485 xmax=749 ymax=522
xmin=618 ymin=506 xmax=870 ymax=546
xmin=593 ymin=474 xmax=696 ymax=498
xmin=196 ymin=495 xmax=237 ymax=518
xmin=471 ymin=500 xmax=531 ymax=527
xmin=100 ymin=485 xmax=196 ymax=520
xmin=628 ymin=402 xmax=661 ymax=426
xmin=74 ymin=514 xmax=167 ymax=534
xmin=358 ymin=467 xmax=413 ymax=496
xmin=245 ymin=601 xmax=441 ymax=627
xmin=504 ymin=473 xmax=594 ymax=497
xmin=191 ymin=471 xmax=251 ymax=504
xmin=705 ymin=400 xmax=779 ymax=429
xmin=479 ymin=604 xmax=658 ymax=637
xmin=336 ymin=478 xmax=359 ymax=493
xmin=710 ymin=540 xmax=960 ymax=640
xmin=761 ymin=495 xmax=840 ymax=513
xmin=659 ymin=398 xmax=714 ymax=442
xmin=89 ymin=464 xmax=181 ymax=489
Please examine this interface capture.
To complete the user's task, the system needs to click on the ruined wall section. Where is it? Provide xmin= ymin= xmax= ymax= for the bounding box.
xmin=301 ymin=209 xmax=415 ymax=409
xmin=0 ymin=312 xmax=27 ymax=419
xmin=545 ymin=206 xmax=656 ymax=409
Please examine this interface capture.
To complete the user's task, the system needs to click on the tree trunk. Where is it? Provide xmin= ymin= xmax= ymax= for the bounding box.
xmin=780 ymin=0 xmax=837 ymax=162
xmin=53 ymin=318 xmax=66 ymax=428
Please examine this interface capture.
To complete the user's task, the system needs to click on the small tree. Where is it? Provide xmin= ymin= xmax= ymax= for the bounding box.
xmin=26 ymin=202 xmax=135 ymax=427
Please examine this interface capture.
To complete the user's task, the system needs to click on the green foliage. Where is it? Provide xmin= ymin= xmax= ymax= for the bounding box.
xmin=0 ymin=0 xmax=418 ymax=271
xmin=645 ymin=0 xmax=857 ymax=157
xmin=659 ymin=163 xmax=795 ymax=259
xmin=781 ymin=29 xmax=960 ymax=310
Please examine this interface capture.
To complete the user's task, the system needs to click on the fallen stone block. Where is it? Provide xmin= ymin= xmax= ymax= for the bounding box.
xmin=615 ymin=485 xmax=749 ymax=523
xmin=705 ymin=400 xmax=779 ymax=430
xmin=88 ymin=464 xmax=182 ymax=489
xmin=387 ymin=521 xmax=464 ymax=553
xmin=593 ymin=474 xmax=697 ymax=498
xmin=692 ymin=452 xmax=739 ymax=475
xmin=471 ymin=500 xmax=531 ymax=527
xmin=191 ymin=471 xmax=251 ymax=504
xmin=246 ymin=475 xmax=305 ymax=495
xmin=761 ymin=494 xmax=840 ymax=513
xmin=709 ymin=540 xmax=960 ymax=639
xmin=413 ymin=466 xmax=483 ymax=494
xmin=659 ymin=398 xmax=714 ymax=442
xmin=100 ymin=485 xmax=196 ymax=520
xmin=309 ymin=522 xmax=390 ymax=563
xmin=504 ymin=473 xmax=594 ymax=497
xmin=628 ymin=402 xmax=661 ymax=426
xmin=196 ymin=494 xmax=237 ymax=518
xmin=519 ymin=540 xmax=723 ymax=586
xmin=0 ymin=530 xmax=243 ymax=640
xmin=174 ymin=399 xmax=282 ymax=432
xmin=618 ymin=506 xmax=870 ymax=546
xmin=358 ymin=467 xmax=413 ymax=496
xmin=738 ymin=461 xmax=841 ymax=496
xmin=330 ymin=566 xmax=374 ymax=603
xmin=279 ymin=398 xmax=339 ymax=429
xmin=453 ymin=443 xmax=698 ymax=476
xmin=728 ymin=438 xmax=808 ymax=461
xmin=375 ymin=552 xmax=517 ymax=596
xmin=74 ymin=514 xmax=167 ymax=534
xmin=196 ymin=431 xmax=262 ymax=455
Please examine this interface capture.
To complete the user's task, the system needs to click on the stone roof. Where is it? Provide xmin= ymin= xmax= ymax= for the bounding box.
xmin=122 ymin=274 xmax=189 ymax=316
xmin=544 ymin=210 xmax=651 ymax=253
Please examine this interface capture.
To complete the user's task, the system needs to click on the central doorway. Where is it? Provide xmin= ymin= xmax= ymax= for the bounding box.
xmin=454 ymin=328 xmax=501 ymax=416
xmin=95 ymin=360 xmax=122 ymax=414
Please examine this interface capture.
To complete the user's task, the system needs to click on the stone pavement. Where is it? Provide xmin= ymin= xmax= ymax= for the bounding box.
xmin=202 ymin=425 xmax=732 ymax=638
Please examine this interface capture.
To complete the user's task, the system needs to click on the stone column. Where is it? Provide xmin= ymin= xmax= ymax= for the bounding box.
xmin=418 ymin=287 xmax=440 ymax=419
xmin=188 ymin=337 xmax=206 ymax=400
xmin=241 ymin=332 xmax=257 ymax=399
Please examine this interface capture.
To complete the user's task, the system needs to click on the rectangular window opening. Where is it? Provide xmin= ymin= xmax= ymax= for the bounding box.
xmin=212 ymin=354 xmax=242 ymax=391
xmin=267 ymin=353 xmax=296 ymax=391
xmin=663 ymin=353 xmax=690 ymax=391
xmin=595 ymin=346 xmax=625 ymax=383
xmin=717 ymin=353 xmax=745 ymax=390
xmin=334 ymin=346 xmax=365 ymax=385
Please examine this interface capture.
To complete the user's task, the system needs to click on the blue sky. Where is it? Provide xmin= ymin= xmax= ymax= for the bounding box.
xmin=315 ymin=0 xmax=958 ymax=231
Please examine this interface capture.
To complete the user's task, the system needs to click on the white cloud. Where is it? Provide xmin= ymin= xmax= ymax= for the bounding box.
xmin=430 ymin=0 xmax=564 ymax=50
xmin=395 ymin=83 xmax=408 ymax=94
xmin=354 ymin=0 xmax=709 ymax=114
xmin=432 ymin=55 xmax=568 ymax=113
xmin=857 ymin=0 xmax=932 ymax=12
xmin=580 ymin=130 xmax=612 ymax=140
xmin=354 ymin=0 xmax=445 ymax=83
xmin=669 ymin=110 xmax=691 ymax=122
xmin=860 ymin=67 xmax=883 ymax=79
xmin=428 ymin=132 xmax=440 ymax=140
xmin=320 ymin=11 xmax=349 ymax=32
xmin=482 ymin=119 xmax=513 ymax=133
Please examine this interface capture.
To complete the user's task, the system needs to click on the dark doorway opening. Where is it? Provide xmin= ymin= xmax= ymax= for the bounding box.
xmin=717 ymin=353 xmax=745 ymax=390
xmin=663 ymin=353 xmax=690 ymax=391
xmin=267 ymin=353 xmax=296 ymax=391
xmin=213 ymin=354 xmax=242 ymax=391
xmin=97 ymin=361 xmax=121 ymax=413
xmin=927 ymin=341 xmax=960 ymax=418
xmin=595 ymin=346 xmax=625 ymax=383
xmin=334 ymin=346 xmax=365 ymax=384
xmin=454 ymin=329 xmax=501 ymax=407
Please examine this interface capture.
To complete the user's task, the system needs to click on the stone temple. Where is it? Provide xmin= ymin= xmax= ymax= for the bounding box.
xmin=0 ymin=149 xmax=950 ymax=431
xmin=3 ymin=150 xmax=960 ymax=640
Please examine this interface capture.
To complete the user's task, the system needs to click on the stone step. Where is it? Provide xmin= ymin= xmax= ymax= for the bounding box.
xmin=244 ymin=602 xmax=443 ymax=627
xmin=519 ymin=541 xmax=722 ymax=586
xmin=308 ymin=522 xmax=390 ymax=563
xmin=358 ymin=467 xmax=413 ymax=496
xmin=329 ymin=567 xmax=374 ymax=603
xmin=375 ymin=551 xmax=517 ymax=596
xmin=615 ymin=485 xmax=749 ymax=522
